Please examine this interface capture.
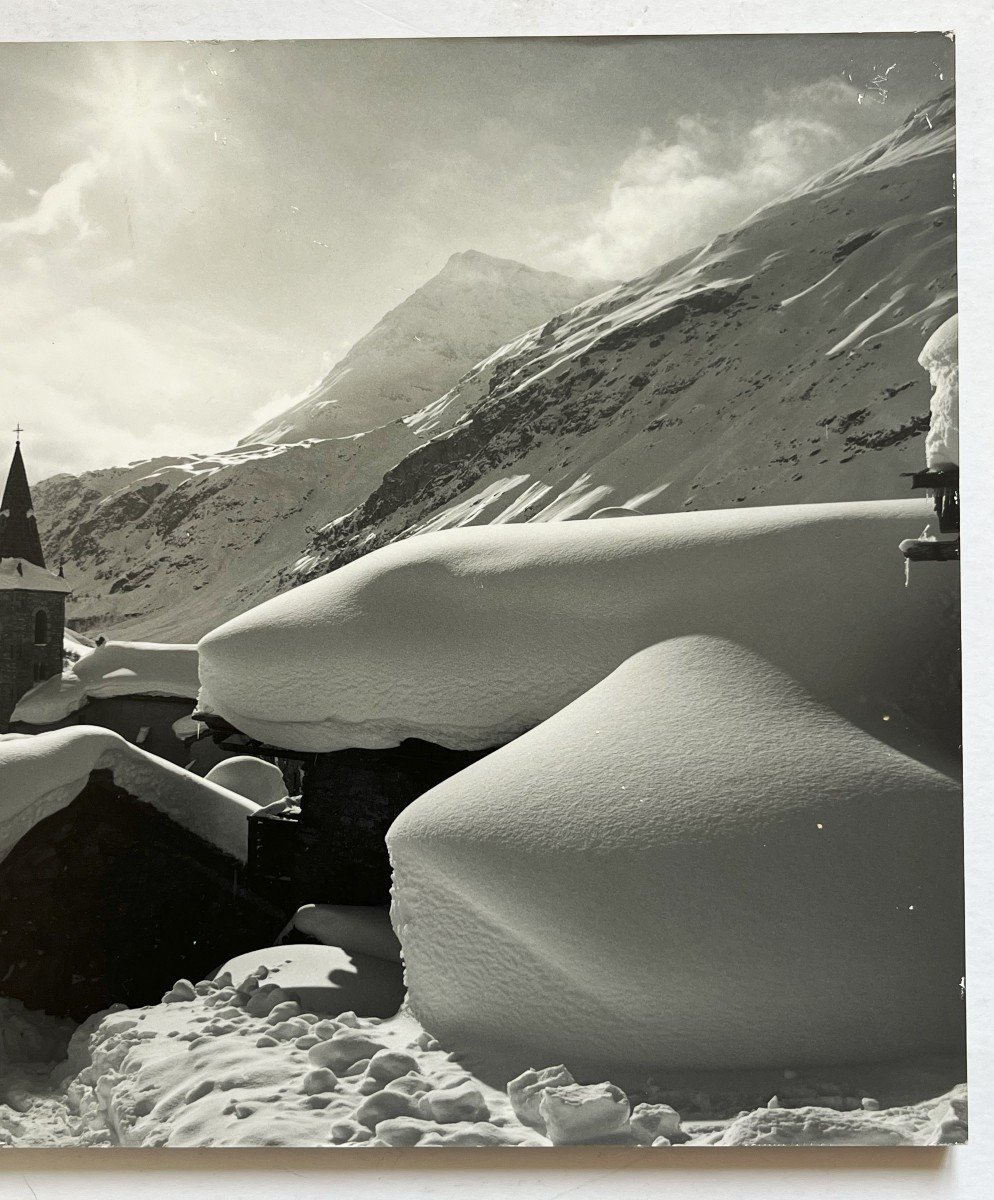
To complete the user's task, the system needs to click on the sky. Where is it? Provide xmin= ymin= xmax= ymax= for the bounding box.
xmin=0 ymin=33 xmax=953 ymax=479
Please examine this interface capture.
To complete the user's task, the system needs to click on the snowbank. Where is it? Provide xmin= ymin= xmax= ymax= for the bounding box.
xmin=0 ymin=726 xmax=258 ymax=864
xmin=63 ymin=627 xmax=96 ymax=664
xmin=198 ymin=499 xmax=960 ymax=756
xmin=204 ymin=756 xmax=288 ymax=805
xmin=13 ymin=640 xmax=200 ymax=725
xmin=921 ymin=313 xmax=958 ymax=468
xmin=389 ymin=636 xmax=964 ymax=1077
xmin=8 ymin=957 xmax=966 ymax=1147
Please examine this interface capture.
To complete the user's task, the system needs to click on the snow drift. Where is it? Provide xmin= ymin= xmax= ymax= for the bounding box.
xmin=920 ymin=313 xmax=958 ymax=468
xmin=198 ymin=498 xmax=960 ymax=760
xmin=388 ymin=635 xmax=964 ymax=1078
xmin=204 ymin=756 xmax=289 ymax=806
xmin=0 ymin=726 xmax=258 ymax=864
xmin=12 ymin=640 xmax=199 ymax=726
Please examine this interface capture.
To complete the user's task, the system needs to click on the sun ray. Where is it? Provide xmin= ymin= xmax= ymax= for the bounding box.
xmin=75 ymin=46 xmax=209 ymax=180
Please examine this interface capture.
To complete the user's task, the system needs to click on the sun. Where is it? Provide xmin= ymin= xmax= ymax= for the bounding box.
xmin=76 ymin=47 xmax=208 ymax=177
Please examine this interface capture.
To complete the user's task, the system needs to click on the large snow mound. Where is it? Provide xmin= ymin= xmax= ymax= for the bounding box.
xmin=389 ymin=636 xmax=964 ymax=1078
xmin=204 ymin=756 xmax=289 ymax=805
xmin=920 ymin=313 xmax=958 ymax=468
xmin=198 ymin=499 xmax=960 ymax=756
xmin=0 ymin=726 xmax=258 ymax=864
xmin=13 ymin=640 xmax=199 ymax=725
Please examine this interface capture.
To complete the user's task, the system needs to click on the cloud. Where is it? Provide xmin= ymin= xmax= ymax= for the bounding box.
xmin=0 ymin=160 xmax=13 ymax=180
xmin=553 ymin=104 xmax=846 ymax=280
xmin=0 ymin=152 xmax=107 ymax=244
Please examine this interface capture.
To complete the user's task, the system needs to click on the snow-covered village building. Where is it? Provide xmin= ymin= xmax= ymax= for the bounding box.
xmin=0 ymin=437 xmax=70 ymax=731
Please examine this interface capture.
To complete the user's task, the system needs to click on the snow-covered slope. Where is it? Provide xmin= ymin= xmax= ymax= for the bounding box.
xmin=32 ymin=424 xmax=416 ymax=641
xmin=289 ymin=90 xmax=956 ymax=584
xmin=245 ymin=251 xmax=609 ymax=444
xmin=198 ymin=497 xmax=960 ymax=765
xmin=32 ymin=256 xmax=604 ymax=642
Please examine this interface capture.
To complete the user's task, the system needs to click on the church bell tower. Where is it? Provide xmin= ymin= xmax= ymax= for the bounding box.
xmin=0 ymin=429 xmax=70 ymax=730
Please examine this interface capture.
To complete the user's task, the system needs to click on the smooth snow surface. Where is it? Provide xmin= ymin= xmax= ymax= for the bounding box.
xmin=289 ymin=905 xmax=402 ymax=962
xmin=389 ymin=636 xmax=963 ymax=1077
xmin=12 ymin=640 xmax=199 ymax=725
xmin=920 ymin=313 xmax=958 ymax=468
xmin=63 ymin=627 xmax=96 ymax=663
xmin=204 ymin=756 xmax=289 ymax=805
xmin=198 ymin=499 xmax=959 ymax=757
xmin=0 ymin=557 xmax=72 ymax=593
xmin=0 ymin=726 xmax=258 ymax=864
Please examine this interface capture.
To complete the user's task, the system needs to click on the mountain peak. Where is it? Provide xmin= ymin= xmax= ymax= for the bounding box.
xmin=243 ymin=252 xmax=609 ymax=445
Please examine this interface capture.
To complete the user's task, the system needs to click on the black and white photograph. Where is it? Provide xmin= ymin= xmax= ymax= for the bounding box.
xmin=0 ymin=30 xmax=966 ymax=1150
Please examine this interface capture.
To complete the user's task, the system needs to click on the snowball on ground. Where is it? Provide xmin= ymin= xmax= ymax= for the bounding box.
xmin=197 ymin=499 xmax=960 ymax=757
xmin=13 ymin=640 xmax=200 ymax=725
xmin=389 ymin=635 xmax=963 ymax=1079
xmin=204 ymin=756 xmax=288 ymax=805
xmin=0 ymin=726 xmax=258 ymax=865
xmin=920 ymin=313 xmax=958 ymax=468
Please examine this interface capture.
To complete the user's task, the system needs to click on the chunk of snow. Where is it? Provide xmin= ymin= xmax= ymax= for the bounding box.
xmin=198 ymin=499 xmax=959 ymax=755
xmin=920 ymin=313 xmax=958 ymax=467
xmin=388 ymin=636 xmax=963 ymax=1078
xmin=538 ymin=1081 xmax=631 ymax=1145
xmin=712 ymin=1086 xmax=967 ymax=1146
xmin=13 ymin=640 xmax=199 ymax=725
xmin=0 ymin=725 xmax=257 ymax=864
xmin=204 ymin=756 xmax=288 ymax=805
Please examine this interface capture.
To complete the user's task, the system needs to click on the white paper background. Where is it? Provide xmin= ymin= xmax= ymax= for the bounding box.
xmin=0 ymin=2 xmax=990 ymax=1196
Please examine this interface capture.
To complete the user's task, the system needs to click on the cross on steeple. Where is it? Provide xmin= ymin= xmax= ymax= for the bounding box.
xmin=12 ymin=424 xmax=22 ymax=443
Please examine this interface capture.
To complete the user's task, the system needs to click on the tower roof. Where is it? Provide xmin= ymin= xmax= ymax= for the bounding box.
xmin=0 ymin=440 xmax=47 ymax=568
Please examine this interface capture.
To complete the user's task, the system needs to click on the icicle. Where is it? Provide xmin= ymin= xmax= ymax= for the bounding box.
xmin=904 ymin=557 xmax=911 ymax=588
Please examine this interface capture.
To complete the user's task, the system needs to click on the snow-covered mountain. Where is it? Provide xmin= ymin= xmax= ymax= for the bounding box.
xmin=35 ymin=90 xmax=955 ymax=640
xmin=245 ymin=251 xmax=610 ymax=443
xmin=287 ymin=90 xmax=956 ymax=586
xmin=33 ymin=256 xmax=606 ymax=642
xmin=32 ymin=426 xmax=417 ymax=641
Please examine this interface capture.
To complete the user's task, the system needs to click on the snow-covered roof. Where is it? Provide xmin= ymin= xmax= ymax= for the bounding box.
xmin=0 ymin=725 xmax=257 ymax=865
xmin=389 ymin=635 xmax=964 ymax=1078
xmin=197 ymin=498 xmax=959 ymax=756
xmin=0 ymin=557 xmax=71 ymax=593
xmin=12 ymin=640 xmax=200 ymax=725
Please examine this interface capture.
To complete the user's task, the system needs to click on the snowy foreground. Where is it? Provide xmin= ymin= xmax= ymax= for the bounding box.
xmin=1 ymin=493 xmax=964 ymax=1147
xmin=1 ymin=961 xmax=967 ymax=1149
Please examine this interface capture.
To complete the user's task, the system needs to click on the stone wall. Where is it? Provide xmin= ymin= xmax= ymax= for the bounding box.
xmin=0 ymin=769 xmax=286 ymax=1020
xmin=0 ymin=589 xmax=65 ymax=730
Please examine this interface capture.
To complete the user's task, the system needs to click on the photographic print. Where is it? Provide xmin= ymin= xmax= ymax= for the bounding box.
xmin=0 ymin=32 xmax=964 ymax=1149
